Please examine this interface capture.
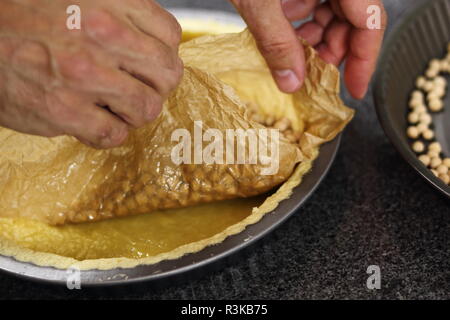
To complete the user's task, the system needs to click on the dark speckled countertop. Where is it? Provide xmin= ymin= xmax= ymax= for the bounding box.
xmin=1 ymin=0 xmax=448 ymax=299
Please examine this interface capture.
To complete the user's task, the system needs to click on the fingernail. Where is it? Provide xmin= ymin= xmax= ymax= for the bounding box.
xmin=274 ymin=69 xmax=301 ymax=93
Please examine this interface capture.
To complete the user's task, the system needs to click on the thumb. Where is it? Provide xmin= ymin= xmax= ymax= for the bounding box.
xmin=231 ymin=0 xmax=306 ymax=93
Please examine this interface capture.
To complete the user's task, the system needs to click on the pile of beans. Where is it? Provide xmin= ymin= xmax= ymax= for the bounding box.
xmin=247 ymin=105 xmax=302 ymax=144
xmin=407 ymin=43 xmax=450 ymax=185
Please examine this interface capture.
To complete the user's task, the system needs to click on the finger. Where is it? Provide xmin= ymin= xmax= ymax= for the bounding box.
xmin=84 ymin=9 xmax=183 ymax=96
xmin=295 ymin=2 xmax=335 ymax=46
xmin=44 ymin=91 xmax=129 ymax=149
xmin=339 ymin=0 xmax=387 ymax=99
xmin=312 ymin=2 xmax=335 ymax=28
xmin=0 ymin=109 xmax=62 ymax=138
xmin=281 ymin=0 xmax=320 ymax=21
xmin=231 ymin=0 xmax=305 ymax=93
xmin=118 ymin=52 xmax=184 ymax=99
xmin=330 ymin=0 xmax=346 ymax=20
xmin=97 ymin=72 xmax=164 ymax=129
xmin=57 ymin=51 xmax=164 ymax=128
xmin=0 ymin=76 xmax=63 ymax=138
xmin=315 ymin=19 xmax=351 ymax=66
xmin=296 ymin=21 xmax=323 ymax=46
xmin=85 ymin=8 xmax=178 ymax=62
xmin=69 ymin=106 xmax=129 ymax=149
xmin=125 ymin=0 xmax=182 ymax=48
xmin=338 ymin=0 xmax=387 ymax=30
xmin=344 ymin=29 xmax=382 ymax=99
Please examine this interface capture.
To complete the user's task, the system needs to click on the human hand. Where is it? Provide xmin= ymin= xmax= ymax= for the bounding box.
xmin=0 ymin=0 xmax=183 ymax=148
xmin=230 ymin=0 xmax=387 ymax=99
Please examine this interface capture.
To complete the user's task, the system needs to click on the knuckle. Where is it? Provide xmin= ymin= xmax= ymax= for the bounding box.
xmin=167 ymin=16 xmax=182 ymax=47
xmin=126 ymin=111 xmax=146 ymax=128
xmin=142 ymin=91 xmax=163 ymax=122
xmin=91 ymin=122 xmax=120 ymax=147
xmin=92 ymin=122 xmax=113 ymax=141
xmin=142 ymin=54 xmax=183 ymax=97
xmin=11 ymin=40 xmax=51 ymax=70
xmin=172 ymin=21 xmax=182 ymax=45
xmin=167 ymin=57 xmax=184 ymax=91
xmin=58 ymin=51 xmax=94 ymax=80
xmin=107 ymin=126 xmax=129 ymax=147
xmin=85 ymin=9 xmax=125 ymax=41
xmin=258 ymin=40 xmax=294 ymax=60
xmin=127 ymin=87 xmax=163 ymax=126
